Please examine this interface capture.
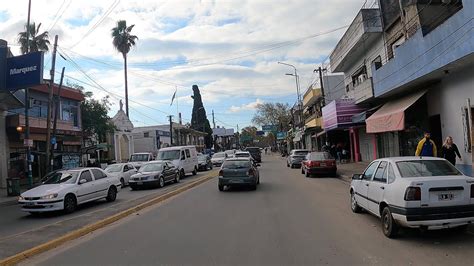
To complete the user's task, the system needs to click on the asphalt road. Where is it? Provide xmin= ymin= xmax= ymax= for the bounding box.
xmin=23 ymin=155 xmax=474 ymax=265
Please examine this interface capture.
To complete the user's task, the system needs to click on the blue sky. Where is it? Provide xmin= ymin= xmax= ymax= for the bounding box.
xmin=0 ymin=0 xmax=371 ymax=130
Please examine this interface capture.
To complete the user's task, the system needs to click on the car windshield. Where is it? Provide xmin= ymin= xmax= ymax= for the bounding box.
xmin=213 ymin=153 xmax=225 ymax=158
xmin=310 ymin=152 xmax=333 ymax=160
xmin=246 ymin=148 xmax=260 ymax=153
xmin=294 ymin=151 xmax=309 ymax=156
xmin=396 ymin=160 xmax=462 ymax=177
xmin=139 ymin=163 xmax=164 ymax=172
xmin=130 ymin=154 xmax=150 ymax=162
xmin=42 ymin=171 xmax=80 ymax=184
xmin=157 ymin=150 xmax=180 ymax=160
xmin=105 ymin=164 xmax=122 ymax=173
xmin=222 ymin=160 xmax=250 ymax=169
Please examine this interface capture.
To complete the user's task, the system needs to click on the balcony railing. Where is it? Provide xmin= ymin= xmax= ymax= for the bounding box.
xmin=303 ymin=88 xmax=322 ymax=107
xmin=346 ymin=77 xmax=373 ymax=104
xmin=8 ymin=114 xmax=81 ymax=132
xmin=305 ymin=113 xmax=322 ymax=129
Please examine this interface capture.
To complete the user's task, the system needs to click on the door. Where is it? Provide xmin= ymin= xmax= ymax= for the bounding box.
xmin=355 ymin=161 xmax=379 ymax=209
xmin=77 ymin=170 xmax=95 ymax=203
xmin=367 ymin=161 xmax=388 ymax=215
xmin=163 ymin=163 xmax=173 ymax=182
xmin=185 ymin=149 xmax=192 ymax=172
xmin=180 ymin=150 xmax=186 ymax=172
xmin=90 ymin=169 xmax=110 ymax=198
xmin=125 ymin=164 xmax=137 ymax=183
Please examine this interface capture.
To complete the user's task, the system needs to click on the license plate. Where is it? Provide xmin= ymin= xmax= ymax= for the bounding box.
xmin=320 ymin=163 xmax=326 ymax=167
xmin=137 ymin=182 xmax=143 ymax=185
xmin=229 ymin=180 xmax=242 ymax=183
xmin=26 ymin=202 xmax=35 ymax=206
xmin=438 ymin=193 xmax=454 ymax=201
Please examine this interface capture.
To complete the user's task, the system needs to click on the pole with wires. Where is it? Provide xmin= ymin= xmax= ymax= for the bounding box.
xmin=46 ymin=35 xmax=58 ymax=173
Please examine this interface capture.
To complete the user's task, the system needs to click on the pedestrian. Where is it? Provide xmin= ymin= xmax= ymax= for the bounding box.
xmin=264 ymin=147 xmax=267 ymax=155
xmin=415 ymin=132 xmax=437 ymax=157
xmin=440 ymin=136 xmax=462 ymax=165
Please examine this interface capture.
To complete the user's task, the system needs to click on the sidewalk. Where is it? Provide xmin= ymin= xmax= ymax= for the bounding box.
xmin=0 ymin=188 xmax=19 ymax=206
xmin=336 ymin=161 xmax=369 ymax=183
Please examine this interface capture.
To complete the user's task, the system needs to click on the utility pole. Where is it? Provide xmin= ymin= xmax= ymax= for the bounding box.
xmin=24 ymin=0 xmax=33 ymax=188
xmin=317 ymin=66 xmax=326 ymax=107
xmin=212 ymin=110 xmax=215 ymax=129
xmin=51 ymin=67 xmax=65 ymax=164
xmin=45 ymin=35 xmax=58 ymax=172
xmin=212 ymin=110 xmax=216 ymax=150
xmin=168 ymin=115 xmax=173 ymax=146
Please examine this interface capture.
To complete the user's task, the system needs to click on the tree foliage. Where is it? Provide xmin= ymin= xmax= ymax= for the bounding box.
xmin=190 ymin=85 xmax=213 ymax=148
xmin=17 ymin=22 xmax=50 ymax=54
xmin=81 ymin=92 xmax=115 ymax=143
xmin=251 ymin=102 xmax=292 ymax=131
xmin=111 ymin=20 xmax=138 ymax=58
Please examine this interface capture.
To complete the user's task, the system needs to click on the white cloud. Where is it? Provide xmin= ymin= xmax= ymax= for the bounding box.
xmin=229 ymin=99 xmax=264 ymax=113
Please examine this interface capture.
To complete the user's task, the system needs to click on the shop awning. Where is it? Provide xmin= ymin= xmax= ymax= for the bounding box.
xmin=366 ymin=90 xmax=426 ymax=133
xmin=322 ymin=99 xmax=366 ymax=131
xmin=352 ymin=105 xmax=382 ymax=124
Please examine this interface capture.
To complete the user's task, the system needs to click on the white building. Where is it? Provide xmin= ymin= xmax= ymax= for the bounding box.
xmin=108 ymin=101 xmax=134 ymax=163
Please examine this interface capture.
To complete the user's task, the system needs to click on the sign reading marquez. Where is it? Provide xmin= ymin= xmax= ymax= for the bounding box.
xmin=5 ymin=51 xmax=43 ymax=91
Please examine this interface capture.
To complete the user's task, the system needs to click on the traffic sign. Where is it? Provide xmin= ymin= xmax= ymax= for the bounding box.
xmin=262 ymin=125 xmax=277 ymax=132
xmin=23 ymin=139 xmax=33 ymax=147
xmin=51 ymin=137 xmax=57 ymax=145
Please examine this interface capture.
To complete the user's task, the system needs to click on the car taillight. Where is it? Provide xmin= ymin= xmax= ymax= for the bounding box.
xmin=310 ymin=161 xmax=320 ymax=167
xmin=471 ymin=184 xmax=474 ymax=198
xmin=218 ymin=170 xmax=223 ymax=177
xmin=404 ymin=187 xmax=421 ymax=201
xmin=247 ymin=169 xmax=255 ymax=177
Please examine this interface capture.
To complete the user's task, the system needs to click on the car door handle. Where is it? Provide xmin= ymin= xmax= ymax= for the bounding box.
xmin=365 ymin=183 xmax=369 ymax=186
xmin=380 ymin=186 xmax=385 ymax=190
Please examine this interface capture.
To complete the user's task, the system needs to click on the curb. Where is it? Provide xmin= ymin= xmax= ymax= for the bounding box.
xmin=0 ymin=172 xmax=216 ymax=266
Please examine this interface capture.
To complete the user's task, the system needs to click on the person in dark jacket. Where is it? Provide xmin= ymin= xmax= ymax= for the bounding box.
xmin=440 ymin=136 xmax=462 ymax=165
xmin=415 ymin=132 xmax=437 ymax=157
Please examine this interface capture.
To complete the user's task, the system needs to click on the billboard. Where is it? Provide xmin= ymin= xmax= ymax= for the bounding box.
xmin=5 ymin=52 xmax=44 ymax=91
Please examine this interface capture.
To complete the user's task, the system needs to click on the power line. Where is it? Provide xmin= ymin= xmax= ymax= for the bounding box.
xmin=47 ymin=0 xmax=71 ymax=31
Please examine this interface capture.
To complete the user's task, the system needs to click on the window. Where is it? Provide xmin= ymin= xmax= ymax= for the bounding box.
xmin=386 ymin=164 xmax=396 ymax=184
xmin=61 ymin=100 xmax=79 ymax=127
xmin=123 ymin=165 xmax=129 ymax=172
xmin=181 ymin=151 xmax=186 ymax=160
xmin=185 ymin=149 xmax=191 ymax=158
xmin=91 ymin=169 xmax=106 ymax=180
xmin=372 ymin=56 xmax=382 ymax=70
xmin=128 ymin=164 xmax=134 ymax=170
xmin=396 ymin=160 xmax=462 ymax=177
xmin=373 ymin=161 xmax=387 ymax=183
xmin=363 ymin=162 xmax=379 ymax=180
xmin=144 ymin=132 xmax=149 ymax=138
xmin=80 ymin=170 xmax=93 ymax=182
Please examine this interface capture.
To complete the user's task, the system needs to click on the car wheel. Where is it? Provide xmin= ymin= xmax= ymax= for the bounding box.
xmin=382 ymin=206 xmax=399 ymax=238
xmin=180 ymin=169 xmax=185 ymax=179
xmin=158 ymin=176 xmax=165 ymax=188
xmin=106 ymin=186 xmax=117 ymax=202
xmin=257 ymin=177 xmax=260 ymax=184
xmin=287 ymin=162 xmax=289 ymax=167
xmin=218 ymin=185 xmax=224 ymax=191
xmin=192 ymin=167 xmax=197 ymax=175
xmin=305 ymin=168 xmax=310 ymax=177
xmin=301 ymin=167 xmax=304 ymax=174
xmin=350 ymin=191 xmax=362 ymax=213
xmin=120 ymin=178 xmax=125 ymax=187
xmin=209 ymin=164 xmax=213 ymax=170
xmin=174 ymin=172 xmax=180 ymax=183
xmin=63 ymin=194 xmax=77 ymax=214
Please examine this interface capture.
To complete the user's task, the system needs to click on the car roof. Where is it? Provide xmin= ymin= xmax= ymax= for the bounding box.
xmin=291 ymin=149 xmax=309 ymax=152
xmin=375 ymin=156 xmax=447 ymax=163
xmin=226 ymin=157 xmax=251 ymax=161
xmin=235 ymin=151 xmax=250 ymax=154
xmin=132 ymin=152 xmax=152 ymax=155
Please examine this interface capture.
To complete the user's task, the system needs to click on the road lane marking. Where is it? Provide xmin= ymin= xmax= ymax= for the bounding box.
xmin=0 ymin=171 xmax=216 ymax=266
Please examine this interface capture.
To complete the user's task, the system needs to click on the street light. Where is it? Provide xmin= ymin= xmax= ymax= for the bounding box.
xmin=278 ymin=61 xmax=303 ymax=127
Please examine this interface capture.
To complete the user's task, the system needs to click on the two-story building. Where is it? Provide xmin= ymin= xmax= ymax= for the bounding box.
xmin=367 ymin=0 xmax=473 ymax=175
xmin=328 ymin=7 xmax=386 ymax=162
xmin=6 ymin=82 xmax=84 ymax=184
xmin=302 ymin=85 xmax=323 ymax=151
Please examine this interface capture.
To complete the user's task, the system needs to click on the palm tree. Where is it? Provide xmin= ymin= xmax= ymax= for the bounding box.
xmin=111 ymin=20 xmax=138 ymax=117
xmin=17 ymin=22 xmax=50 ymax=54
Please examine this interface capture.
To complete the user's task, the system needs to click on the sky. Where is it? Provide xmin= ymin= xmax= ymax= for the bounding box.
xmin=0 ymin=0 xmax=376 ymax=130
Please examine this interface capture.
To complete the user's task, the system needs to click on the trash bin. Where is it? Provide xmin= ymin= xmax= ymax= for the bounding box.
xmin=6 ymin=178 xmax=20 ymax=196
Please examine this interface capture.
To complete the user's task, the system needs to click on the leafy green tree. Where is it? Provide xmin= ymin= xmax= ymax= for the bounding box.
xmin=17 ymin=22 xmax=50 ymax=54
xmin=252 ymin=102 xmax=291 ymax=131
xmin=190 ymin=85 xmax=213 ymax=148
xmin=111 ymin=20 xmax=138 ymax=117
xmin=81 ymin=92 xmax=115 ymax=143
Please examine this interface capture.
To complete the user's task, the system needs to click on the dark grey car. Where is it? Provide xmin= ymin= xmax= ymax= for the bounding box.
xmin=218 ymin=158 xmax=260 ymax=191
xmin=129 ymin=161 xmax=179 ymax=190
xmin=286 ymin=149 xmax=309 ymax=168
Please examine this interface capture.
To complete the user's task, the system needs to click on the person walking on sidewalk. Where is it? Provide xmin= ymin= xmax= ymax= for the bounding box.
xmin=415 ymin=132 xmax=437 ymax=157
xmin=440 ymin=136 xmax=462 ymax=165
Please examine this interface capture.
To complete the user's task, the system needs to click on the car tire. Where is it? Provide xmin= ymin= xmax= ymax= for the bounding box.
xmin=120 ymin=178 xmax=125 ymax=187
xmin=158 ymin=176 xmax=165 ymax=188
xmin=287 ymin=162 xmax=290 ymax=167
xmin=301 ymin=167 xmax=304 ymax=174
xmin=257 ymin=177 xmax=260 ymax=185
xmin=210 ymin=164 xmax=213 ymax=170
xmin=174 ymin=172 xmax=180 ymax=183
xmin=382 ymin=206 xmax=399 ymax=238
xmin=192 ymin=167 xmax=197 ymax=175
xmin=106 ymin=186 xmax=117 ymax=202
xmin=218 ymin=185 xmax=224 ymax=191
xmin=350 ymin=191 xmax=362 ymax=213
xmin=305 ymin=169 xmax=310 ymax=177
xmin=63 ymin=194 xmax=77 ymax=214
xmin=180 ymin=169 xmax=185 ymax=179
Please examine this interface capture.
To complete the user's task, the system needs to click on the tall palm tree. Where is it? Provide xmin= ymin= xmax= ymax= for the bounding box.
xmin=17 ymin=22 xmax=50 ymax=54
xmin=111 ymin=20 xmax=138 ymax=117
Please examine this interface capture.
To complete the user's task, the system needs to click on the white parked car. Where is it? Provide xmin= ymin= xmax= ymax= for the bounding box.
xmin=211 ymin=152 xmax=228 ymax=166
xmin=350 ymin=157 xmax=474 ymax=238
xmin=233 ymin=151 xmax=251 ymax=159
xmin=129 ymin=152 xmax=154 ymax=170
xmin=18 ymin=168 xmax=121 ymax=214
xmin=105 ymin=163 xmax=138 ymax=187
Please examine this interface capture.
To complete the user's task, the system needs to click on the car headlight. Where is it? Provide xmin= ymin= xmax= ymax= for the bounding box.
xmin=18 ymin=196 xmax=24 ymax=201
xmin=40 ymin=193 xmax=58 ymax=200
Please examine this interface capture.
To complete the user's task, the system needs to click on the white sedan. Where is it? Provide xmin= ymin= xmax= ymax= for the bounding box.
xmin=105 ymin=163 xmax=138 ymax=187
xmin=18 ymin=168 xmax=121 ymax=214
xmin=350 ymin=156 xmax=474 ymax=238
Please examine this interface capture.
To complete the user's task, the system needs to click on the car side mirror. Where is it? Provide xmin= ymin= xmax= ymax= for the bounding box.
xmin=352 ymin=174 xmax=363 ymax=180
xmin=79 ymin=179 xmax=87 ymax=184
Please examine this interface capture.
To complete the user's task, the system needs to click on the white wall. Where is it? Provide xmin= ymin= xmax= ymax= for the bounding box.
xmin=426 ymin=67 xmax=474 ymax=174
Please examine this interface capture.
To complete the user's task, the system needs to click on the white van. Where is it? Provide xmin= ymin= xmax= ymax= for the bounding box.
xmin=156 ymin=146 xmax=198 ymax=178
xmin=129 ymin=152 xmax=154 ymax=170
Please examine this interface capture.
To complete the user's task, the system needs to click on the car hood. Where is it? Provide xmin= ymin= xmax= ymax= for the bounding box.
xmin=105 ymin=172 xmax=121 ymax=177
xmin=21 ymin=184 xmax=73 ymax=197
